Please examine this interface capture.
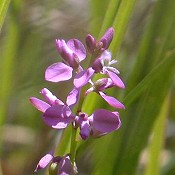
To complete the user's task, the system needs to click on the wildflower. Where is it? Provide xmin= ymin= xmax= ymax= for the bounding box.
xmin=92 ymin=50 xmax=125 ymax=88
xmin=29 ymin=88 xmax=74 ymax=129
xmin=74 ymin=50 xmax=125 ymax=89
xmin=85 ymin=78 xmax=125 ymax=109
xmin=35 ymin=151 xmax=75 ymax=175
xmin=45 ymin=39 xmax=86 ymax=82
xmin=76 ymin=109 xmax=121 ymax=139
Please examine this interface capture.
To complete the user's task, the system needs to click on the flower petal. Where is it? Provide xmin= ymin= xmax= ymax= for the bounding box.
xmin=41 ymin=88 xmax=64 ymax=106
xmin=75 ymin=113 xmax=91 ymax=140
xmin=59 ymin=156 xmax=74 ymax=175
xmin=74 ymin=67 xmax=95 ymax=88
xmin=86 ymin=34 xmax=96 ymax=53
xmin=107 ymin=66 xmax=120 ymax=74
xmin=45 ymin=62 xmax=73 ymax=82
xmin=66 ymin=88 xmax=80 ymax=108
xmin=92 ymin=57 xmax=103 ymax=73
xmin=106 ymin=70 xmax=125 ymax=89
xmin=89 ymin=109 xmax=121 ymax=137
xmin=56 ymin=39 xmax=79 ymax=68
xmin=43 ymin=105 xmax=74 ymax=129
xmin=67 ymin=39 xmax=86 ymax=62
xmin=29 ymin=97 xmax=50 ymax=112
xmin=35 ymin=151 xmax=54 ymax=172
xmin=79 ymin=120 xmax=91 ymax=140
xmin=100 ymin=27 xmax=114 ymax=49
xmin=99 ymin=91 xmax=125 ymax=109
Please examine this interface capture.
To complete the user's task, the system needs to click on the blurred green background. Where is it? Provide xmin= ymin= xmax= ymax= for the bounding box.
xmin=0 ymin=0 xmax=175 ymax=175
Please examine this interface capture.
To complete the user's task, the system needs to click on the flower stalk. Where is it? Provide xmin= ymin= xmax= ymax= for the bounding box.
xmin=29 ymin=27 xmax=125 ymax=174
xmin=70 ymin=125 xmax=78 ymax=164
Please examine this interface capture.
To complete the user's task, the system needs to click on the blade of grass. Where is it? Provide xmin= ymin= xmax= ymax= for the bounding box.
xmin=0 ymin=4 xmax=23 ymax=169
xmin=110 ymin=0 xmax=137 ymax=55
xmin=90 ymin=0 xmax=175 ymax=174
xmin=0 ymin=0 xmax=10 ymax=32
xmin=126 ymin=0 xmax=175 ymax=93
xmin=99 ymin=0 xmax=121 ymax=37
xmin=89 ymin=0 xmax=109 ymax=37
xmin=144 ymin=93 xmax=170 ymax=175
xmin=111 ymin=0 xmax=175 ymax=173
xmin=113 ymin=53 xmax=175 ymax=175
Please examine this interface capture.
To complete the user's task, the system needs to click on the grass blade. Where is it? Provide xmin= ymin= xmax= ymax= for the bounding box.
xmin=0 ymin=0 xmax=10 ymax=32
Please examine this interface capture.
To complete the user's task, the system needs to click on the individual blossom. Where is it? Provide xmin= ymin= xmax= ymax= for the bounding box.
xmin=86 ymin=27 xmax=114 ymax=54
xmin=75 ymin=109 xmax=121 ymax=140
xmin=45 ymin=39 xmax=86 ymax=83
xmin=35 ymin=151 xmax=75 ymax=175
xmin=85 ymin=78 xmax=125 ymax=109
xmin=92 ymin=50 xmax=125 ymax=88
xmin=74 ymin=50 xmax=125 ymax=89
xmin=29 ymin=88 xmax=75 ymax=129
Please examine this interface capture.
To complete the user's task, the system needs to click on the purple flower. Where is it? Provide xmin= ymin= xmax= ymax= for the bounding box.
xmin=35 ymin=152 xmax=75 ymax=175
xmin=75 ymin=112 xmax=91 ymax=140
xmin=74 ymin=50 xmax=125 ymax=89
xmin=45 ymin=39 xmax=86 ymax=83
xmin=66 ymin=87 xmax=80 ymax=109
xmin=92 ymin=50 xmax=125 ymax=88
xmin=75 ymin=109 xmax=121 ymax=139
xmin=29 ymin=88 xmax=74 ymax=129
xmin=89 ymin=109 xmax=121 ymax=137
xmin=86 ymin=27 xmax=114 ymax=54
xmin=86 ymin=78 xmax=125 ymax=109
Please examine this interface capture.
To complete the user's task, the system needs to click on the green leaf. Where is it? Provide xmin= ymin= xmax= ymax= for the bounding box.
xmin=110 ymin=0 xmax=137 ymax=55
xmin=0 ymin=0 xmax=10 ymax=32
xmin=144 ymin=94 xmax=170 ymax=175
xmin=99 ymin=0 xmax=121 ymax=37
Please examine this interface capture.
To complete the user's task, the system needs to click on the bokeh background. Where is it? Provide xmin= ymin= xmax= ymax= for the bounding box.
xmin=0 ymin=0 xmax=175 ymax=175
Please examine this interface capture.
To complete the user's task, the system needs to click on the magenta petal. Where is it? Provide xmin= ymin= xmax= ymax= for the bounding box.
xmin=106 ymin=70 xmax=125 ymax=89
xmin=67 ymin=39 xmax=86 ymax=62
xmin=79 ymin=120 xmax=91 ymax=140
xmin=29 ymin=97 xmax=50 ymax=112
xmin=66 ymin=88 xmax=80 ymax=108
xmin=43 ymin=105 xmax=74 ymax=129
xmin=74 ymin=67 xmax=95 ymax=88
xmin=86 ymin=34 xmax=96 ymax=53
xmin=92 ymin=57 xmax=103 ymax=73
xmin=35 ymin=151 xmax=54 ymax=172
xmin=59 ymin=156 xmax=74 ymax=175
xmin=89 ymin=109 xmax=121 ymax=137
xmin=56 ymin=39 xmax=78 ymax=68
xmin=94 ymin=78 xmax=114 ymax=91
xmin=100 ymin=27 xmax=114 ymax=49
xmin=41 ymin=88 xmax=64 ymax=106
xmin=55 ymin=39 xmax=65 ymax=53
xmin=45 ymin=62 xmax=73 ymax=82
xmin=99 ymin=91 xmax=125 ymax=109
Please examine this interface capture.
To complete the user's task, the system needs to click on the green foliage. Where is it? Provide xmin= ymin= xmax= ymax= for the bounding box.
xmin=82 ymin=0 xmax=175 ymax=175
xmin=0 ymin=0 xmax=10 ymax=31
xmin=0 ymin=0 xmax=175 ymax=174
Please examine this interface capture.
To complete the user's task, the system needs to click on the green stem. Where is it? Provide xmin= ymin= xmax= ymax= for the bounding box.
xmin=70 ymin=125 xmax=78 ymax=163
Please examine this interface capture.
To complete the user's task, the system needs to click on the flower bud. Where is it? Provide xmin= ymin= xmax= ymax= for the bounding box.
xmin=86 ymin=34 xmax=96 ymax=53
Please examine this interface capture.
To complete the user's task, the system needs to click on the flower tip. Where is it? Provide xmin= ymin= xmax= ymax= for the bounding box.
xmin=86 ymin=34 xmax=96 ymax=53
xmin=80 ymin=133 xmax=89 ymax=140
xmin=121 ymin=104 xmax=125 ymax=110
xmin=120 ymin=82 xmax=126 ymax=89
xmin=108 ymin=27 xmax=114 ymax=33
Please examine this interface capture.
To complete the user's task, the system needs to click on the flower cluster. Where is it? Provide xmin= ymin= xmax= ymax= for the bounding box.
xmin=30 ymin=27 xmax=125 ymax=175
